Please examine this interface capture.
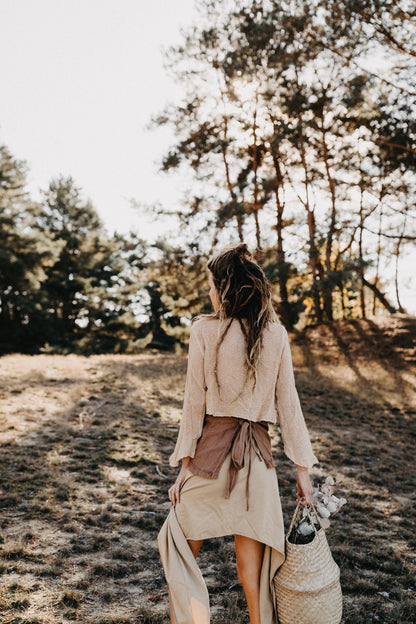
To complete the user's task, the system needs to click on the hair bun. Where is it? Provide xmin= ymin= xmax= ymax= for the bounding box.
xmin=233 ymin=242 xmax=251 ymax=260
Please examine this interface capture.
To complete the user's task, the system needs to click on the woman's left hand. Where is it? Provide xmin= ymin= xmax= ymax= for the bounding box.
xmin=296 ymin=466 xmax=313 ymax=505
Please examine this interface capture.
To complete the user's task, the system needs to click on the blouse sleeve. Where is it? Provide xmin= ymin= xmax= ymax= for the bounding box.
xmin=275 ymin=326 xmax=318 ymax=468
xmin=169 ymin=322 xmax=207 ymax=467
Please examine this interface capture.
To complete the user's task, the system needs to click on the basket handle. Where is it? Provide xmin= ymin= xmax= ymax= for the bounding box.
xmin=287 ymin=499 xmax=323 ymax=536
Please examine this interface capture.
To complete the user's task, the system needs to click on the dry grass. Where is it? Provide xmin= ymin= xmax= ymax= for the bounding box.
xmin=0 ymin=315 xmax=415 ymax=623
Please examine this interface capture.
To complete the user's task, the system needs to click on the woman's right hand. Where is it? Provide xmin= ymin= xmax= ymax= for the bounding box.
xmin=168 ymin=457 xmax=190 ymax=506
xmin=168 ymin=472 xmax=186 ymax=506
xmin=296 ymin=465 xmax=313 ymax=505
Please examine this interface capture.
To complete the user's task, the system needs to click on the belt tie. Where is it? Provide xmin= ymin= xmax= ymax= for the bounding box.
xmin=225 ymin=420 xmax=263 ymax=511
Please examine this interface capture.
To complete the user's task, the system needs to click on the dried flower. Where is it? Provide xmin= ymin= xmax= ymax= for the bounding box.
xmin=289 ymin=475 xmax=346 ymax=544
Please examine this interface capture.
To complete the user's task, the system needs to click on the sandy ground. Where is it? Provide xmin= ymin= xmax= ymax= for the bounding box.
xmin=0 ymin=314 xmax=415 ymax=623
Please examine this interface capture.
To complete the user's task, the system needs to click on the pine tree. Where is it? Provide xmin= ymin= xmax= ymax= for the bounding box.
xmin=0 ymin=144 xmax=58 ymax=352
xmin=37 ymin=175 xmax=125 ymax=350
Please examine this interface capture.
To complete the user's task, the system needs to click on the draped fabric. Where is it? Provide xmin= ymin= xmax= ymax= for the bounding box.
xmin=158 ymin=506 xmax=210 ymax=624
xmin=158 ymin=443 xmax=286 ymax=624
xmin=158 ymin=505 xmax=283 ymax=624
xmin=159 ymin=318 xmax=318 ymax=623
xmin=188 ymin=414 xmax=276 ymax=511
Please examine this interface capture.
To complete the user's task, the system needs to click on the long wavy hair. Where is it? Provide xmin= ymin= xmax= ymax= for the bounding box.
xmin=205 ymin=242 xmax=278 ymax=394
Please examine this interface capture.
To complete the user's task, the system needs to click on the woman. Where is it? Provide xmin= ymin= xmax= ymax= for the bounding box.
xmin=158 ymin=243 xmax=318 ymax=624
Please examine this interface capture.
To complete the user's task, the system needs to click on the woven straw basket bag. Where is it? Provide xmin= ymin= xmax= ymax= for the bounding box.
xmin=274 ymin=502 xmax=342 ymax=624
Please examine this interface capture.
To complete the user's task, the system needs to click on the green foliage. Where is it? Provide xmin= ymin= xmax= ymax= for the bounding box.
xmin=36 ymin=175 xmax=126 ymax=348
xmin=0 ymin=155 xmax=146 ymax=354
xmin=151 ymin=0 xmax=415 ymax=326
xmin=1 ymin=1 xmax=415 ymax=352
xmin=0 ymin=145 xmax=61 ymax=352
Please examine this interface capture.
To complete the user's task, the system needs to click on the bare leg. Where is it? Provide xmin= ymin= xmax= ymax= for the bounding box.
xmin=234 ymin=534 xmax=265 ymax=624
xmin=188 ymin=538 xmax=204 ymax=559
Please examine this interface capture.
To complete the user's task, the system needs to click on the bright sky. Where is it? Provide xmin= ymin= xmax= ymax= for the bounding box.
xmin=0 ymin=0 xmax=196 ymax=236
xmin=1 ymin=0 xmax=415 ymax=313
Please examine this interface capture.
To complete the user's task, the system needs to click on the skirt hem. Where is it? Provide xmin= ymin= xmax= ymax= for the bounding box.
xmin=183 ymin=526 xmax=285 ymax=559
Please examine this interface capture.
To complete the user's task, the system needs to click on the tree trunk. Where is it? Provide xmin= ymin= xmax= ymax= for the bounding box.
xmin=373 ymin=205 xmax=383 ymax=315
xmin=297 ymin=112 xmax=322 ymax=323
xmin=394 ymin=211 xmax=408 ymax=313
xmin=358 ymin=189 xmax=366 ymax=319
xmin=251 ymin=105 xmax=261 ymax=250
xmin=320 ymin=113 xmax=336 ymax=321
xmin=236 ymin=215 xmax=244 ymax=242
xmin=221 ymin=114 xmax=244 ymax=242
xmin=270 ymin=149 xmax=292 ymax=329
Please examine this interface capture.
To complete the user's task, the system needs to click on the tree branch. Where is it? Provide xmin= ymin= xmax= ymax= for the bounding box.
xmin=363 ymin=225 xmax=416 ymax=240
xmin=362 ymin=277 xmax=397 ymax=313
xmin=322 ymin=44 xmax=416 ymax=97
xmin=374 ymin=138 xmax=416 ymax=156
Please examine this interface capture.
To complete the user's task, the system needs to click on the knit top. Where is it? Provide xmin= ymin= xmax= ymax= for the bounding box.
xmin=169 ymin=317 xmax=318 ymax=469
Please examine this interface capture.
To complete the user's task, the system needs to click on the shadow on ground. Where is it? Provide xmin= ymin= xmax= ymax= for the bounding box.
xmin=0 ymin=315 xmax=415 ymax=623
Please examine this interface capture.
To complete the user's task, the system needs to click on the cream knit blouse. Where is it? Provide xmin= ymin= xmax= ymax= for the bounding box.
xmin=169 ymin=318 xmax=318 ymax=469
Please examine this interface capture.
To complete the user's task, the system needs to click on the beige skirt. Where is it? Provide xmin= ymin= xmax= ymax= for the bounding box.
xmin=158 ymin=445 xmax=286 ymax=623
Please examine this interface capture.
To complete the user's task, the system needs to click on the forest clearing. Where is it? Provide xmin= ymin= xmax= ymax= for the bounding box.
xmin=1 ymin=2 xmax=415 ymax=622
xmin=0 ymin=315 xmax=415 ymax=624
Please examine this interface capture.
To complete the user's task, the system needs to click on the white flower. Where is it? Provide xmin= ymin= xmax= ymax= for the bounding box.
xmin=298 ymin=523 xmax=315 ymax=536
xmin=316 ymin=504 xmax=330 ymax=518
xmin=293 ymin=475 xmax=347 ymax=541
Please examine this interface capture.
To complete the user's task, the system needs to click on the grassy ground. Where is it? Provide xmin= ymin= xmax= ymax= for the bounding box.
xmin=0 ymin=314 xmax=415 ymax=624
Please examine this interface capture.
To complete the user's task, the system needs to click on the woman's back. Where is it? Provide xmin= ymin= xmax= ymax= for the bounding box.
xmin=170 ymin=315 xmax=316 ymax=470
xmin=193 ymin=317 xmax=288 ymax=423
xmin=161 ymin=243 xmax=318 ymax=624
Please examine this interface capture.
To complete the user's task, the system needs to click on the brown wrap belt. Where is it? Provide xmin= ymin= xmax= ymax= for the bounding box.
xmin=187 ymin=414 xmax=276 ymax=512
